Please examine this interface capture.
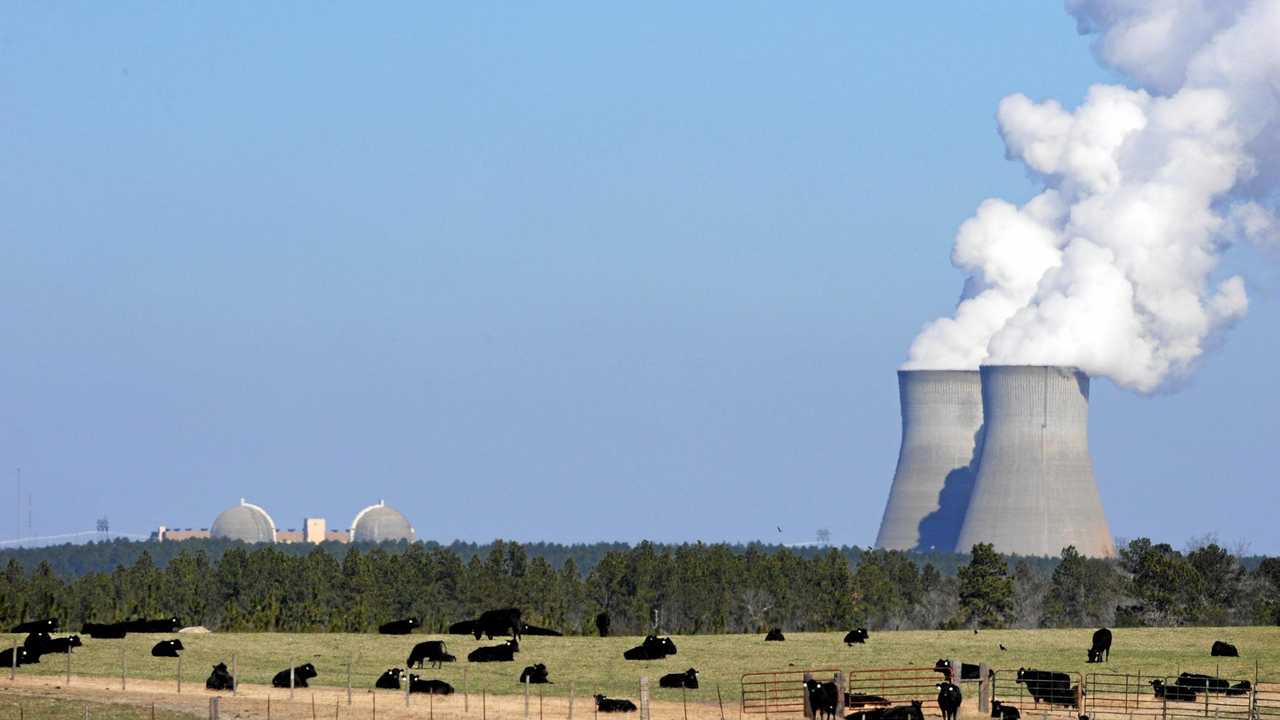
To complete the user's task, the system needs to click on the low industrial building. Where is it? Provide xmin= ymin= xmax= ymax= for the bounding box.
xmin=151 ymin=499 xmax=414 ymax=544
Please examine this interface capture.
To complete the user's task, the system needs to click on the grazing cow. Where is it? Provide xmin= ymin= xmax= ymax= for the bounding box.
xmin=1224 ymin=681 xmax=1252 ymax=697
xmin=990 ymin=701 xmax=1020 ymax=720
xmin=472 ymin=608 xmax=523 ymax=640
xmin=1087 ymin=628 xmax=1112 ymax=663
xmin=596 ymin=612 xmax=611 ymax=638
xmin=468 ymin=639 xmax=519 ymax=663
xmin=151 ymin=640 xmax=184 ymax=658
xmin=1151 ymin=680 xmax=1197 ymax=702
xmin=375 ymin=668 xmax=403 ymax=690
xmin=0 ymin=647 xmax=33 ymax=667
xmin=271 ymin=663 xmax=318 ymax=688
xmin=1211 ymin=641 xmax=1239 ymax=657
xmin=844 ymin=629 xmax=869 ymax=645
xmin=124 ymin=617 xmax=180 ymax=633
xmin=804 ymin=679 xmax=840 ymax=720
xmin=936 ymin=683 xmax=962 ymax=720
xmin=623 ymin=635 xmax=677 ymax=661
xmin=206 ymin=662 xmax=235 ymax=691
xmin=659 ymin=669 xmax=699 ymax=689
xmin=407 ymin=640 xmax=456 ymax=669
xmin=379 ymin=618 xmax=420 ymax=635
xmin=40 ymin=636 xmax=81 ymax=655
xmin=765 ymin=628 xmax=785 ymax=642
xmin=933 ymin=659 xmax=980 ymax=681
xmin=595 ymin=695 xmax=638 ymax=713
xmin=409 ymin=675 xmax=455 ymax=695
xmin=11 ymin=619 xmax=58 ymax=634
xmin=82 ymin=622 xmax=127 ymax=639
xmin=1174 ymin=673 xmax=1229 ymax=693
xmin=844 ymin=693 xmax=891 ymax=710
xmin=519 ymin=663 xmax=551 ymax=684
xmin=1016 ymin=669 xmax=1078 ymax=707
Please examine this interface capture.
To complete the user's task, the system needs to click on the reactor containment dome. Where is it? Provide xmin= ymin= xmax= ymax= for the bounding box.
xmin=351 ymin=501 xmax=415 ymax=543
xmin=210 ymin=498 xmax=277 ymax=544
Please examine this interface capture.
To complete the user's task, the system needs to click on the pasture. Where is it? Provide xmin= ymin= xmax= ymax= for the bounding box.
xmin=2 ymin=626 xmax=1278 ymax=704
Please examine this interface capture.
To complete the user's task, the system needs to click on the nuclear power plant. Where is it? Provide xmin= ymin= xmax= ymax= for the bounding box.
xmin=152 ymin=498 xmax=417 ymax=545
xmin=876 ymin=365 xmax=1116 ymax=558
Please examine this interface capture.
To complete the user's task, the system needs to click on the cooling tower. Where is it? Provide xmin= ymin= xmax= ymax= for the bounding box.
xmin=875 ymin=370 xmax=984 ymax=552
xmin=955 ymin=365 xmax=1116 ymax=558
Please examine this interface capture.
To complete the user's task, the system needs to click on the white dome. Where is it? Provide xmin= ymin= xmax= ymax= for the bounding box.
xmin=210 ymin=499 xmax=276 ymax=543
xmin=351 ymin=501 xmax=414 ymax=543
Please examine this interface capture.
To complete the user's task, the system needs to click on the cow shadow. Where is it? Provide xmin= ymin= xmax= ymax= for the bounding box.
xmin=913 ymin=425 xmax=984 ymax=553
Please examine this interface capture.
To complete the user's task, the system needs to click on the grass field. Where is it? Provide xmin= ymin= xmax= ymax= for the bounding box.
xmin=2 ymin=626 xmax=1277 ymax=704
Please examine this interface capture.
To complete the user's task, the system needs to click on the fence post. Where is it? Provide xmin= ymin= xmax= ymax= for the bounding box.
xmin=465 ymin=667 xmax=470 ymax=713
xmin=803 ymin=672 xmax=814 ymax=720
xmin=405 ymin=669 xmax=411 ymax=707
xmin=347 ymin=656 xmax=352 ymax=706
xmin=483 ymin=689 xmax=487 ymax=720
xmin=177 ymin=653 xmax=182 ymax=694
xmin=290 ymin=657 xmax=296 ymax=701
xmin=978 ymin=664 xmax=990 ymax=713
xmin=430 ymin=685 xmax=435 ymax=720
xmin=835 ymin=671 xmax=845 ymax=713
xmin=209 ymin=697 xmax=219 ymax=720
xmin=66 ymin=645 xmax=71 ymax=685
xmin=718 ymin=684 xmax=726 ymax=720
xmin=121 ymin=646 xmax=126 ymax=691
xmin=640 ymin=676 xmax=650 ymax=720
xmin=525 ymin=676 xmax=531 ymax=720
xmin=232 ymin=654 xmax=237 ymax=696
xmin=9 ymin=638 xmax=15 ymax=681
xmin=569 ymin=681 xmax=575 ymax=720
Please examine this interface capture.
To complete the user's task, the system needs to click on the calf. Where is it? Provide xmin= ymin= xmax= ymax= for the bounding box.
xmin=1087 ymin=628 xmax=1112 ymax=663
xmin=595 ymin=695 xmax=638 ymax=713
xmin=659 ymin=669 xmax=699 ymax=689
xmin=880 ymin=701 xmax=925 ymax=720
xmin=933 ymin=659 xmax=980 ymax=681
xmin=0 ymin=647 xmax=33 ymax=668
xmin=519 ymin=663 xmax=551 ymax=684
xmin=408 ymin=675 xmax=455 ymax=694
xmin=844 ymin=628 xmax=869 ymax=645
xmin=1225 ymin=681 xmax=1253 ymax=697
xmin=407 ymin=640 xmax=456 ymax=669
xmin=596 ymin=612 xmax=611 ymax=638
xmin=936 ymin=682 xmax=962 ymax=720
xmin=11 ymin=619 xmax=58 ymax=634
xmin=765 ymin=628 xmax=785 ymax=641
xmin=379 ymin=618 xmax=420 ymax=635
xmin=82 ymin=622 xmax=127 ymax=639
xmin=990 ymin=701 xmax=1020 ymax=720
xmin=622 ymin=635 xmax=677 ymax=661
xmin=375 ymin=668 xmax=403 ymax=690
xmin=151 ymin=640 xmax=184 ymax=658
xmin=1151 ymin=680 xmax=1197 ymax=702
xmin=1016 ymin=668 xmax=1078 ymax=707
xmin=804 ymin=679 xmax=840 ymax=720
xmin=40 ymin=636 xmax=81 ymax=654
xmin=1211 ymin=641 xmax=1239 ymax=657
xmin=468 ymin=639 xmax=519 ymax=662
xmin=272 ymin=663 xmax=318 ymax=688
xmin=206 ymin=662 xmax=235 ymax=691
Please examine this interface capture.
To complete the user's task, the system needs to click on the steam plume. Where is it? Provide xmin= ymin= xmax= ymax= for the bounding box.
xmin=905 ymin=0 xmax=1279 ymax=392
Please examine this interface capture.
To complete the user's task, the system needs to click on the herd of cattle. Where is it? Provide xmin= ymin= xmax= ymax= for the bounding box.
xmin=0 ymin=612 xmax=1254 ymax=716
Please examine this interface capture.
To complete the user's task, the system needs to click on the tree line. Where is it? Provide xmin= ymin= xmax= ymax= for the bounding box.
xmin=0 ymin=538 xmax=1274 ymax=635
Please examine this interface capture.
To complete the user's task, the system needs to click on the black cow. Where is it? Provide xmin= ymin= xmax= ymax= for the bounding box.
xmin=22 ymin=632 xmax=51 ymax=653
xmin=990 ymin=701 xmax=1020 ymax=720
xmin=0 ymin=647 xmax=33 ymax=667
xmin=272 ymin=663 xmax=318 ymax=688
xmin=1211 ymin=641 xmax=1239 ymax=657
xmin=1225 ymin=681 xmax=1253 ymax=697
xmin=1087 ymin=628 xmax=1112 ymax=663
xmin=11 ymin=619 xmax=58 ymax=634
xmin=82 ymin=622 xmax=127 ymax=639
xmin=933 ymin=659 xmax=980 ymax=681
xmin=409 ymin=675 xmax=455 ymax=695
xmin=1016 ymin=668 xmax=1078 ymax=707
xmin=151 ymin=640 xmax=184 ymax=657
xmin=595 ymin=695 xmax=638 ymax=713
xmin=765 ymin=628 xmax=785 ymax=641
xmin=596 ymin=612 xmax=611 ymax=638
xmin=844 ymin=693 xmax=891 ymax=710
xmin=124 ymin=617 xmax=180 ymax=633
xmin=408 ymin=640 xmax=456 ymax=669
xmin=520 ymin=623 xmax=563 ymax=636
xmin=519 ymin=663 xmax=551 ymax=684
xmin=206 ymin=662 xmax=235 ymax=691
xmin=936 ymin=683 xmax=961 ymax=720
xmin=1151 ymin=680 xmax=1197 ymax=702
xmin=659 ymin=669 xmax=699 ymax=689
xmin=805 ymin=679 xmax=840 ymax=720
xmin=376 ymin=668 xmax=403 ymax=690
xmin=877 ymin=701 xmax=925 ymax=720
xmin=1175 ymin=673 xmax=1229 ymax=693
xmin=844 ymin=628 xmax=869 ymax=645
xmin=450 ymin=608 xmax=523 ymax=640
xmin=40 ymin=635 xmax=81 ymax=654
xmin=468 ymin=639 xmax=519 ymax=662
xmin=379 ymin=618 xmax=420 ymax=635
xmin=623 ymin=635 xmax=677 ymax=660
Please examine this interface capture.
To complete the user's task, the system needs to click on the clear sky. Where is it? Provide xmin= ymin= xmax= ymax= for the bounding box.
xmin=2 ymin=3 xmax=1276 ymax=552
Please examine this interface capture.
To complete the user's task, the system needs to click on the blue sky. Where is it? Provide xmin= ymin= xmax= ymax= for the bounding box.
xmin=2 ymin=2 xmax=1276 ymax=551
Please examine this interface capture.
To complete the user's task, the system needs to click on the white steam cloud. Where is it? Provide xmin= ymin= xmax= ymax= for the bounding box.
xmin=904 ymin=0 xmax=1280 ymax=392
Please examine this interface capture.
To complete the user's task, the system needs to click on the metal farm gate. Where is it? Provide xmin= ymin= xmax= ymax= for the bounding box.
xmin=741 ymin=669 xmax=842 ymax=716
xmin=991 ymin=669 xmax=1085 ymax=718
xmin=1084 ymin=672 xmax=1279 ymax=720
xmin=846 ymin=666 xmax=947 ymax=717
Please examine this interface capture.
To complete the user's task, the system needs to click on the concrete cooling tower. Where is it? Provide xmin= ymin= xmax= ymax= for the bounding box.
xmin=875 ymin=370 xmax=984 ymax=552
xmin=955 ymin=365 xmax=1116 ymax=558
